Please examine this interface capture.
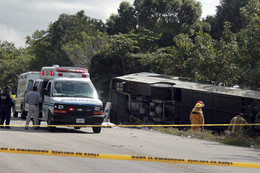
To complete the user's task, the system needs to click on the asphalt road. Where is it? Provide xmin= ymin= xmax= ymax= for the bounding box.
xmin=0 ymin=117 xmax=259 ymax=173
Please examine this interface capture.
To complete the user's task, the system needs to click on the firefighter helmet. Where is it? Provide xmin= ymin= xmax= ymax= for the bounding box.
xmin=195 ymin=101 xmax=205 ymax=108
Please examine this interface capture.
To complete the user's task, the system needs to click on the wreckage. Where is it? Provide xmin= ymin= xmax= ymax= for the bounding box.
xmin=108 ymin=72 xmax=260 ymax=130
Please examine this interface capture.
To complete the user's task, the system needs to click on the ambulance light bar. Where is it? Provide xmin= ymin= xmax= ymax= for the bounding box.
xmin=56 ymin=68 xmax=88 ymax=73
xmin=41 ymin=66 xmax=89 ymax=79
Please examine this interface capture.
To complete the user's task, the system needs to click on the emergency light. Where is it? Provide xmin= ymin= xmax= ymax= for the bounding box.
xmin=40 ymin=65 xmax=89 ymax=80
xmin=56 ymin=68 xmax=88 ymax=73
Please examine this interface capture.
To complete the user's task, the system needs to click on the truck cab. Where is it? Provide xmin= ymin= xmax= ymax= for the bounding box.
xmin=36 ymin=65 xmax=104 ymax=133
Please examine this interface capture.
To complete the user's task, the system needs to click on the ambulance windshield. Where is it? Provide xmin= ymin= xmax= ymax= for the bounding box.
xmin=52 ymin=81 xmax=97 ymax=98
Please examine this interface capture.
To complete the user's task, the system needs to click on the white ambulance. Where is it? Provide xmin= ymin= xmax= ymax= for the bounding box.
xmin=14 ymin=71 xmax=41 ymax=119
xmin=34 ymin=65 xmax=104 ymax=133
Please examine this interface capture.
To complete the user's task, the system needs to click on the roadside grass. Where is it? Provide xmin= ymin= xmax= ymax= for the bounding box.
xmin=129 ymin=116 xmax=260 ymax=148
xmin=154 ymin=127 xmax=260 ymax=148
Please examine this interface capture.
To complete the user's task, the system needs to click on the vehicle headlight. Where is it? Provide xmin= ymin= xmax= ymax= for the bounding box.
xmin=94 ymin=106 xmax=101 ymax=111
xmin=93 ymin=106 xmax=103 ymax=115
xmin=54 ymin=104 xmax=64 ymax=109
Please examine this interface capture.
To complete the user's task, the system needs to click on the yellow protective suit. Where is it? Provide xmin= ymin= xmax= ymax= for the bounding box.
xmin=190 ymin=107 xmax=204 ymax=131
xmin=227 ymin=115 xmax=247 ymax=134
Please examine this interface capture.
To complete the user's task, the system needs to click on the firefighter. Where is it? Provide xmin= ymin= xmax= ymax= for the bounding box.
xmin=0 ymin=86 xmax=14 ymax=129
xmin=227 ymin=113 xmax=248 ymax=135
xmin=190 ymin=101 xmax=205 ymax=131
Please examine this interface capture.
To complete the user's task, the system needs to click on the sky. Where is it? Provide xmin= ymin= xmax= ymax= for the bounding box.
xmin=0 ymin=0 xmax=220 ymax=48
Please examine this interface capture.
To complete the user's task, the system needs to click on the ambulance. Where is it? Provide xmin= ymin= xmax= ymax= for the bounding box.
xmin=35 ymin=65 xmax=104 ymax=133
xmin=14 ymin=71 xmax=41 ymax=119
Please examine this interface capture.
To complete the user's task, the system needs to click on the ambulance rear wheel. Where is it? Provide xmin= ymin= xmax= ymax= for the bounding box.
xmin=92 ymin=127 xmax=101 ymax=133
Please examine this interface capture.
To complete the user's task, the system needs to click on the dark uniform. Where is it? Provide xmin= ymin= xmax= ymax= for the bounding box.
xmin=0 ymin=86 xmax=14 ymax=128
xmin=0 ymin=88 xmax=3 ymax=124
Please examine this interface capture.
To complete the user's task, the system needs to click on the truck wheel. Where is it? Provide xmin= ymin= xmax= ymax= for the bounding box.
xmin=92 ymin=127 xmax=101 ymax=133
xmin=74 ymin=127 xmax=81 ymax=130
xmin=47 ymin=112 xmax=56 ymax=131
xmin=21 ymin=110 xmax=27 ymax=119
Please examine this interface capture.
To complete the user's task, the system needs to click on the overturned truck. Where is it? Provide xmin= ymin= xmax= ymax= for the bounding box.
xmin=109 ymin=72 xmax=260 ymax=131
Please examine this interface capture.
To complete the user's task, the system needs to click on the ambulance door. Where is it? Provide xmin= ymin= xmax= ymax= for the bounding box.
xmin=24 ymin=79 xmax=35 ymax=112
xmin=42 ymin=81 xmax=52 ymax=120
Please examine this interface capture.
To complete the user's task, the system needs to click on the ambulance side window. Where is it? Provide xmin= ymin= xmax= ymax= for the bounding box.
xmin=47 ymin=82 xmax=51 ymax=91
xmin=44 ymin=82 xmax=51 ymax=96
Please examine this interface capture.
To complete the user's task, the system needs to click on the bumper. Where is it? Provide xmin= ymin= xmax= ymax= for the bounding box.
xmin=51 ymin=113 xmax=104 ymax=125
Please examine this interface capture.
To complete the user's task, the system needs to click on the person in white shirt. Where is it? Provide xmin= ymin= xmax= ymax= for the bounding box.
xmin=25 ymin=86 xmax=42 ymax=130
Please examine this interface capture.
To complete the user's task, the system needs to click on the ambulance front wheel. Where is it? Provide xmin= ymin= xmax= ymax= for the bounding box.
xmin=47 ymin=111 xmax=56 ymax=131
xmin=92 ymin=127 xmax=101 ymax=133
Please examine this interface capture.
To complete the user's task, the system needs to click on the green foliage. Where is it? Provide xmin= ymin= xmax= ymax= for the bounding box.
xmin=134 ymin=0 xmax=202 ymax=46
xmin=107 ymin=1 xmax=137 ymax=35
xmin=2 ymin=0 xmax=260 ymax=97
xmin=0 ymin=41 xmax=32 ymax=90
xmin=26 ymin=11 xmax=106 ymax=70
xmin=211 ymin=0 xmax=250 ymax=39
xmin=62 ymin=31 xmax=109 ymax=68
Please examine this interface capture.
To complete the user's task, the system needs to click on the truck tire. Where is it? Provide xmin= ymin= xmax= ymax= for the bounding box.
xmin=47 ymin=112 xmax=56 ymax=131
xmin=92 ymin=127 xmax=101 ymax=133
xmin=74 ymin=127 xmax=81 ymax=130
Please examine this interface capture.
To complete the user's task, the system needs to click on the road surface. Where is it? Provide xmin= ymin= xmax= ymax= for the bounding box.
xmin=0 ymin=118 xmax=259 ymax=173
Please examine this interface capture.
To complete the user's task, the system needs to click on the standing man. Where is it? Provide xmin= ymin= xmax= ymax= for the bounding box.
xmin=0 ymin=86 xmax=14 ymax=129
xmin=25 ymin=86 xmax=42 ymax=130
xmin=227 ymin=113 xmax=248 ymax=135
xmin=190 ymin=101 xmax=205 ymax=131
xmin=0 ymin=87 xmax=3 ymax=125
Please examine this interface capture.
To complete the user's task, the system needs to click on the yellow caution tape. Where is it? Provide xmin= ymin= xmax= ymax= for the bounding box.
xmin=1 ymin=123 xmax=260 ymax=127
xmin=0 ymin=147 xmax=259 ymax=168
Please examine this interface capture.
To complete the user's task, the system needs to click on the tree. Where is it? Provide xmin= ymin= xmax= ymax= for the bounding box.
xmin=134 ymin=0 xmax=202 ymax=46
xmin=26 ymin=11 xmax=106 ymax=70
xmin=236 ymin=0 xmax=260 ymax=88
xmin=107 ymin=1 xmax=137 ymax=35
xmin=211 ymin=0 xmax=250 ymax=39
xmin=62 ymin=31 xmax=109 ymax=68
xmin=0 ymin=41 xmax=32 ymax=90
